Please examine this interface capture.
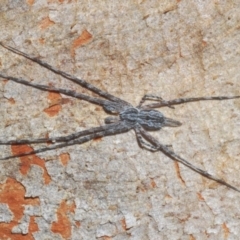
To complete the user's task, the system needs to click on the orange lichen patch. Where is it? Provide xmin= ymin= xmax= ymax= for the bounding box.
xmin=2 ymin=79 xmax=8 ymax=84
xmin=51 ymin=201 xmax=76 ymax=239
xmin=8 ymin=97 xmax=15 ymax=104
xmin=75 ymin=221 xmax=81 ymax=228
xmin=43 ymin=92 xmax=63 ymax=117
xmin=202 ymin=40 xmax=207 ymax=48
xmin=189 ymin=235 xmax=196 ymax=240
xmin=103 ymin=237 xmax=112 ymax=240
xmin=26 ymin=0 xmax=34 ymax=5
xmin=38 ymin=38 xmax=45 ymax=45
xmin=48 ymin=91 xmax=63 ymax=105
xmin=39 ymin=17 xmax=55 ymax=30
xmin=59 ymin=153 xmax=70 ymax=166
xmin=197 ymin=192 xmax=205 ymax=201
xmin=11 ymin=144 xmax=51 ymax=184
xmin=222 ymin=222 xmax=229 ymax=239
xmin=164 ymin=194 xmax=172 ymax=200
xmin=0 ymin=178 xmax=39 ymax=240
xmin=44 ymin=104 xmax=62 ymax=117
xmin=29 ymin=216 xmax=39 ymax=233
xmin=71 ymin=30 xmax=93 ymax=56
xmin=93 ymin=136 xmax=103 ymax=142
xmin=121 ymin=218 xmax=127 ymax=231
xmin=46 ymin=91 xmax=71 ymax=106
xmin=174 ymin=162 xmax=186 ymax=185
xmin=69 ymin=202 xmax=76 ymax=214
xmin=150 ymin=178 xmax=157 ymax=188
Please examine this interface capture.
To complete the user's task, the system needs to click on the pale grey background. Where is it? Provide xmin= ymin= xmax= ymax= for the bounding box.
xmin=0 ymin=1 xmax=240 ymax=239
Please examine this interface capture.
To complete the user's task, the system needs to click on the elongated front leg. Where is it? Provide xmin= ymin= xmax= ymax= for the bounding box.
xmin=0 ymin=73 xmax=129 ymax=113
xmin=138 ymin=126 xmax=240 ymax=193
xmin=0 ymin=73 xmax=110 ymax=106
xmin=0 ymin=42 xmax=128 ymax=105
xmin=142 ymin=95 xmax=240 ymax=109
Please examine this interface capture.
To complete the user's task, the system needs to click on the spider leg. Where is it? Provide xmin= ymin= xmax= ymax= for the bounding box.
xmin=138 ymin=94 xmax=174 ymax=109
xmin=0 ymin=122 xmax=131 ymax=161
xmin=0 ymin=42 xmax=128 ymax=105
xmin=0 ymin=73 xmax=131 ymax=113
xmin=138 ymin=126 xmax=240 ymax=193
xmin=142 ymin=95 xmax=240 ymax=109
xmin=134 ymin=127 xmax=159 ymax=151
xmin=138 ymin=94 xmax=163 ymax=107
xmin=0 ymin=123 xmax=120 ymax=145
xmin=0 ymin=73 xmax=110 ymax=106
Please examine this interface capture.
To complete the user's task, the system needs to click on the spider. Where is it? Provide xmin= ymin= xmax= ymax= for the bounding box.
xmin=0 ymin=42 xmax=240 ymax=192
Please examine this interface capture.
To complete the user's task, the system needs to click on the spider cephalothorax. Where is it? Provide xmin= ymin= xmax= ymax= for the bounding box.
xmin=119 ymin=108 xmax=181 ymax=130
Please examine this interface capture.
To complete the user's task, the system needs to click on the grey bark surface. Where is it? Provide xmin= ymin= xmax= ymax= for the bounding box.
xmin=0 ymin=1 xmax=240 ymax=239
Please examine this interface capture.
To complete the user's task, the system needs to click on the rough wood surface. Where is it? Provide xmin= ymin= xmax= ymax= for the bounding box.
xmin=0 ymin=1 xmax=240 ymax=239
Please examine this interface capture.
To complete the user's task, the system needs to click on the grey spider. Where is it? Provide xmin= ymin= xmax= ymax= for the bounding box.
xmin=0 ymin=42 xmax=240 ymax=192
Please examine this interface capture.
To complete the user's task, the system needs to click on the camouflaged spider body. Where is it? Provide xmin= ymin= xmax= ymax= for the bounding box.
xmin=0 ymin=42 xmax=240 ymax=192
